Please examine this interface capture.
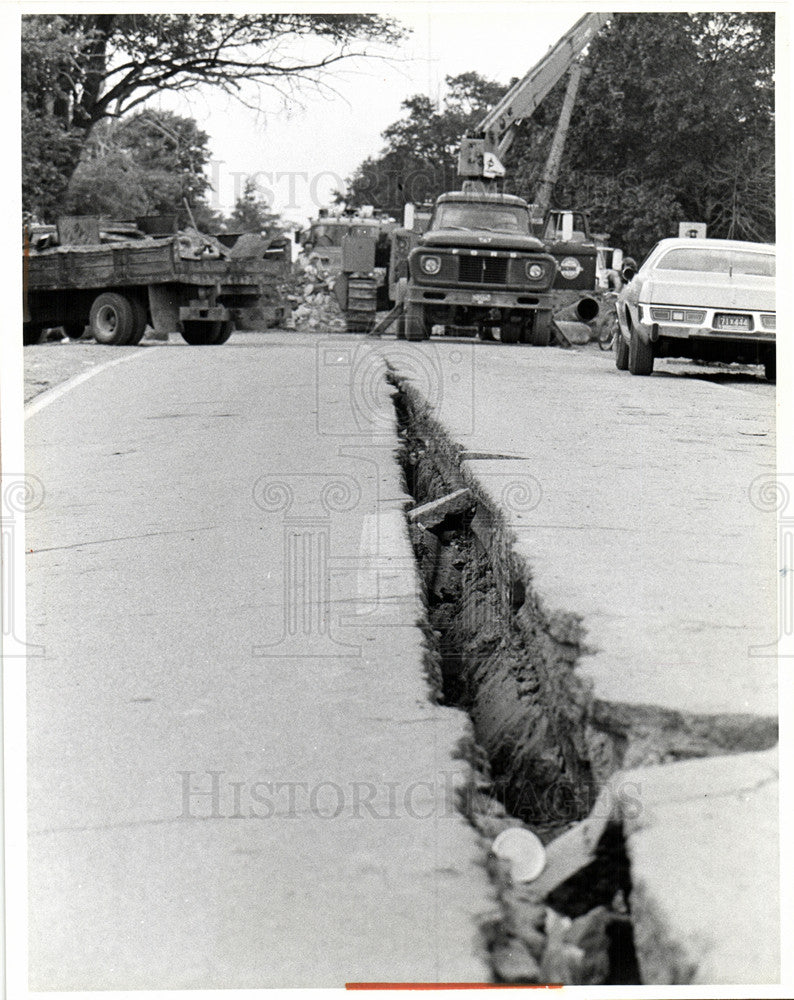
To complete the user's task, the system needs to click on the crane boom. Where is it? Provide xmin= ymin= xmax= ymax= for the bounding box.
xmin=458 ymin=12 xmax=610 ymax=178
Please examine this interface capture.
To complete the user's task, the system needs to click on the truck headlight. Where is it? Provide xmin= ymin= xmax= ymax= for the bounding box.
xmin=526 ymin=262 xmax=545 ymax=280
xmin=420 ymin=255 xmax=441 ymax=275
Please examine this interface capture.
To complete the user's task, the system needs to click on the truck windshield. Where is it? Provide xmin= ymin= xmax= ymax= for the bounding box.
xmin=433 ymin=203 xmax=530 ymax=234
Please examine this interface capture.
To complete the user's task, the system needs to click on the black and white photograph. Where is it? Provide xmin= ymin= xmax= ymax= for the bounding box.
xmin=1 ymin=2 xmax=789 ymax=995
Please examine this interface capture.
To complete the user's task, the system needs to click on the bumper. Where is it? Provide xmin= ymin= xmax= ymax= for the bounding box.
xmin=408 ymin=284 xmax=553 ymax=311
xmin=635 ymin=304 xmax=776 ymax=345
xmin=179 ymin=302 xmax=232 ymax=323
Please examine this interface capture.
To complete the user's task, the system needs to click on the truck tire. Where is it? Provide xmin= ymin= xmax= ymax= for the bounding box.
xmin=405 ymin=303 xmax=429 ymax=341
xmin=628 ymin=327 xmax=655 ymax=375
xmin=530 ymin=310 xmax=552 ymax=346
xmin=128 ymin=298 xmax=148 ymax=345
xmin=180 ymin=320 xmax=223 ymax=345
xmin=63 ymin=322 xmax=87 ymax=340
xmin=500 ymin=320 xmax=521 ymax=344
xmin=23 ymin=323 xmax=42 ymax=345
xmin=89 ymin=292 xmax=137 ymax=345
xmin=214 ymin=320 xmax=234 ymax=344
xmin=614 ymin=329 xmax=629 ymax=370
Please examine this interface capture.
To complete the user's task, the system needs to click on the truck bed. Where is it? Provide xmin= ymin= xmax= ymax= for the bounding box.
xmin=24 ymin=237 xmax=288 ymax=293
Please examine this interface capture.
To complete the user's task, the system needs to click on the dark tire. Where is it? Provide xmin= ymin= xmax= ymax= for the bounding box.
xmin=628 ymin=326 xmax=655 ymax=375
xmin=89 ymin=292 xmax=136 ymax=345
xmin=764 ymin=356 xmax=776 ymax=382
xmin=615 ymin=329 xmax=630 ymax=370
xmin=23 ymin=323 xmax=42 ymax=345
xmin=128 ymin=298 xmax=148 ymax=345
xmin=180 ymin=320 xmax=223 ymax=345
xmin=63 ymin=322 xmax=87 ymax=341
xmin=215 ymin=320 xmax=234 ymax=344
xmin=405 ymin=303 xmax=429 ymax=341
xmin=501 ymin=321 xmax=521 ymax=344
xmin=530 ymin=310 xmax=552 ymax=346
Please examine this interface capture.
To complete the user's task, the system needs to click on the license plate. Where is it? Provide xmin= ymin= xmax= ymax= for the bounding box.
xmin=472 ymin=293 xmax=492 ymax=304
xmin=714 ymin=313 xmax=752 ymax=331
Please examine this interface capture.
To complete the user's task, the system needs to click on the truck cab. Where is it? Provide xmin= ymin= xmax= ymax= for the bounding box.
xmin=402 ymin=191 xmax=558 ymax=344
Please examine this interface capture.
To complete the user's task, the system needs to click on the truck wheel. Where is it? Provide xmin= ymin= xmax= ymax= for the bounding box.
xmin=628 ymin=327 xmax=655 ymax=375
xmin=614 ymin=329 xmax=629 ymax=370
xmin=89 ymin=292 xmax=136 ymax=345
xmin=127 ymin=298 xmax=148 ymax=345
xmin=23 ymin=323 xmax=42 ymax=345
xmin=405 ymin=303 xmax=429 ymax=341
xmin=180 ymin=321 xmax=222 ymax=345
xmin=63 ymin=322 xmax=87 ymax=340
xmin=214 ymin=320 xmax=234 ymax=344
xmin=530 ymin=310 xmax=552 ymax=346
xmin=501 ymin=321 xmax=521 ymax=344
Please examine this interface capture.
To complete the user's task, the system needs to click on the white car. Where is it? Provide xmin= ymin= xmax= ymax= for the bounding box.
xmin=615 ymin=238 xmax=776 ymax=379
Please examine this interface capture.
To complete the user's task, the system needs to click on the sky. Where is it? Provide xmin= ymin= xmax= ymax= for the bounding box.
xmin=148 ymin=2 xmax=592 ymax=227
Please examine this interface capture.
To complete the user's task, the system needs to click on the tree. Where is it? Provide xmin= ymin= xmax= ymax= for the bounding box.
xmin=228 ymin=176 xmax=285 ymax=237
xmin=342 ymin=72 xmax=509 ymax=215
xmin=62 ymin=111 xmax=215 ymax=224
xmin=541 ymin=13 xmax=775 ymax=254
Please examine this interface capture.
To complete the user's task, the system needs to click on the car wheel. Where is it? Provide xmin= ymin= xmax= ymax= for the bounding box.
xmin=615 ymin=328 xmax=629 ymax=370
xmin=628 ymin=326 xmax=654 ymax=375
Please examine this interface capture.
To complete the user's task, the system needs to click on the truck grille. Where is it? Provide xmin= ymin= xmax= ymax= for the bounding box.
xmin=458 ymin=256 xmax=509 ymax=284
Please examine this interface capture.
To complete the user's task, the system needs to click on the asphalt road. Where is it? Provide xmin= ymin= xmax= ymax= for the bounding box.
xmin=22 ymin=329 xmax=777 ymax=989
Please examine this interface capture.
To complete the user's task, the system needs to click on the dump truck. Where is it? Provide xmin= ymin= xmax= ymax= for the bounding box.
xmin=398 ymin=190 xmax=558 ymax=343
xmin=23 ymin=216 xmax=290 ymax=346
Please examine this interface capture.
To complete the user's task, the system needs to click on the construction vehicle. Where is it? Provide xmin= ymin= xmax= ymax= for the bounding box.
xmin=300 ymin=208 xmax=397 ymax=332
xmin=23 ymin=216 xmax=290 ymax=346
xmin=353 ymin=13 xmax=615 ymax=344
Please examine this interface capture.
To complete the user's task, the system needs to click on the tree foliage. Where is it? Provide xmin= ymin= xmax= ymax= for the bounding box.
xmin=227 ymin=176 xmax=286 ymax=238
xmin=342 ymin=14 xmax=774 ymax=256
xmin=21 ymin=13 xmax=405 ymax=221
xmin=342 ymin=72 xmax=509 ymax=216
xmin=62 ymin=111 xmax=214 ymax=223
xmin=521 ymin=12 xmax=775 ymax=253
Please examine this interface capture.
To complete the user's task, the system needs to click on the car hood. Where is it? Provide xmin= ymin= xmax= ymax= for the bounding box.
xmin=420 ymin=228 xmax=546 ymax=252
xmin=641 ymin=271 xmax=775 ymax=311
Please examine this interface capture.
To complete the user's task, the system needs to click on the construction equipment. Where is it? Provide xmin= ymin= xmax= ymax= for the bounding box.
xmin=23 ymin=217 xmax=290 ymax=345
xmin=458 ymin=13 xmax=615 ymax=306
xmin=300 ymin=208 xmax=397 ymax=332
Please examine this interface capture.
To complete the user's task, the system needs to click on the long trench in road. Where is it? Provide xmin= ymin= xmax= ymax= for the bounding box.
xmin=388 ymin=371 xmax=642 ymax=986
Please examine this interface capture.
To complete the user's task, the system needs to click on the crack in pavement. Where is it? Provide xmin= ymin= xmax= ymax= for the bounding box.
xmin=27 ymin=525 xmax=217 ymax=554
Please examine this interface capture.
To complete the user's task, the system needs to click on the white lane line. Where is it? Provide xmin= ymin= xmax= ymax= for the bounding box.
xmin=24 ymin=349 xmax=151 ymax=420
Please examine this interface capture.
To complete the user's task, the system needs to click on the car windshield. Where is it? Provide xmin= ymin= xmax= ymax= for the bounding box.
xmin=433 ymin=203 xmax=530 ymax=234
xmin=656 ymin=247 xmax=775 ymax=277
